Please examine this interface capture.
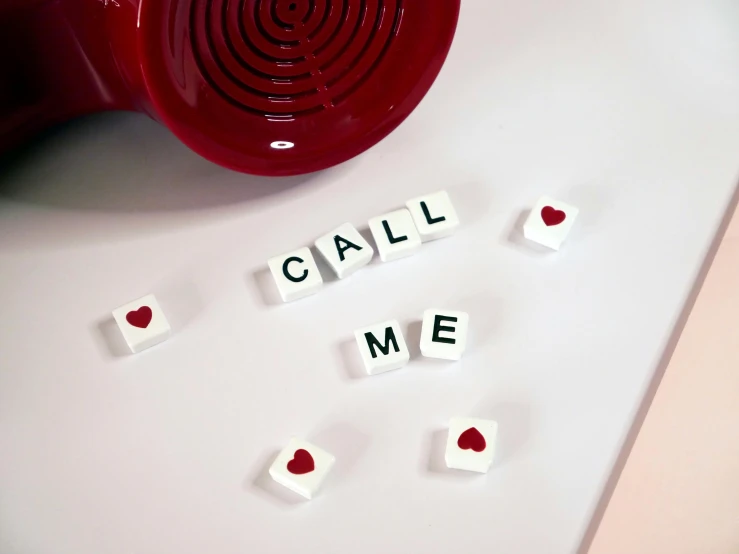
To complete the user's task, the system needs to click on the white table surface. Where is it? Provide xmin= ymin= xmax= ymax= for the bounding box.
xmin=1 ymin=1 xmax=739 ymax=553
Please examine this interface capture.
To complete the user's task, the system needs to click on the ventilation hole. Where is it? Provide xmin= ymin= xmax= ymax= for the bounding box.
xmin=190 ymin=0 xmax=402 ymax=116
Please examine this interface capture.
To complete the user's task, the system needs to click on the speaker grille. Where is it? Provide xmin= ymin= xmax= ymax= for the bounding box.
xmin=190 ymin=0 xmax=403 ymax=116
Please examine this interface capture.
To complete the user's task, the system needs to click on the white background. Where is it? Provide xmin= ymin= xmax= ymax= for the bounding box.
xmin=2 ymin=1 xmax=739 ymax=552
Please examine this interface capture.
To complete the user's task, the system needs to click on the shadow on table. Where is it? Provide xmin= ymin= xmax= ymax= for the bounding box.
xmin=0 ymin=112 xmax=348 ymax=213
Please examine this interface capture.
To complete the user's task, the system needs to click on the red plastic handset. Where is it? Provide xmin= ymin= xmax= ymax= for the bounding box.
xmin=0 ymin=0 xmax=459 ymax=176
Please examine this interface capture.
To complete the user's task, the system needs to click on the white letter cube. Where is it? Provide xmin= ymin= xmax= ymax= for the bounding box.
xmin=112 ymin=294 xmax=171 ymax=354
xmin=523 ymin=196 xmax=579 ymax=251
xmin=406 ymin=190 xmax=460 ymax=242
xmin=354 ymin=319 xmax=409 ymax=375
xmin=445 ymin=417 xmax=498 ymax=473
xmin=268 ymin=438 xmax=335 ymax=499
xmin=267 ymin=247 xmax=323 ymax=302
xmin=420 ymin=309 xmax=469 ymax=361
xmin=314 ymin=222 xmax=374 ymax=279
xmin=368 ymin=209 xmax=421 ymax=262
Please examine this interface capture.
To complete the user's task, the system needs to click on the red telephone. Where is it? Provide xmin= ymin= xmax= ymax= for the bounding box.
xmin=0 ymin=0 xmax=459 ymax=176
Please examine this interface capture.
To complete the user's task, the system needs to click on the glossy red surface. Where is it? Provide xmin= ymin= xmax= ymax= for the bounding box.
xmin=0 ymin=0 xmax=460 ymax=175
xmin=286 ymin=449 xmax=315 ymax=474
xmin=457 ymin=427 xmax=486 ymax=452
xmin=125 ymin=306 xmax=153 ymax=329
xmin=541 ymin=206 xmax=567 ymax=226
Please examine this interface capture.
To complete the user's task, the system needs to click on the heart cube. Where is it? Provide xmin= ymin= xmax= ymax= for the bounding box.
xmin=112 ymin=294 xmax=171 ymax=354
xmin=445 ymin=417 xmax=498 ymax=473
xmin=406 ymin=190 xmax=460 ymax=242
xmin=420 ymin=309 xmax=469 ymax=361
xmin=354 ymin=319 xmax=410 ymax=375
xmin=368 ymin=209 xmax=422 ymax=262
xmin=314 ymin=222 xmax=374 ymax=279
xmin=268 ymin=438 xmax=336 ymax=499
xmin=523 ymin=196 xmax=579 ymax=250
xmin=267 ymin=247 xmax=324 ymax=302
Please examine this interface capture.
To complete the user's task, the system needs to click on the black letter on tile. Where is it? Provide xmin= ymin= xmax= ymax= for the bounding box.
xmin=421 ymin=201 xmax=446 ymax=225
xmin=382 ymin=220 xmax=407 ymax=244
xmin=334 ymin=235 xmax=362 ymax=262
xmin=432 ymin=315 xmax=458 ymax=344
xmin=365 ymin=327 xmax=400 ymax=358
xmin=282 ymin=256 xmax=308 ymax=283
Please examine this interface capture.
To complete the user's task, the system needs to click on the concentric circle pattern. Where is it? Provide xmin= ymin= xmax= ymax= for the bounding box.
xmin=141 ymin=0 xmax=458 ymax=174
xmin=190 ymin=0 xmax=403 ymax=116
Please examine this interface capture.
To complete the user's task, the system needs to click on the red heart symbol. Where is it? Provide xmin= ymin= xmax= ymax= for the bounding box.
xmin=541 ymin=206 xmax=566 ymax=226
xmin=287 ymin=449 xmax=315 ymax=474
xmin=126 ymin=306 xmax=153 ymax=328
xmin=457 ymin=427 xmax=486 ymax=452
